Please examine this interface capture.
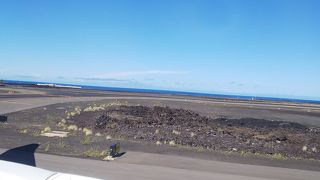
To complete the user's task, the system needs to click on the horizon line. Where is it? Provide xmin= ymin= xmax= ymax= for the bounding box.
xmin=2 ymin=79 xmax=320 ymax=103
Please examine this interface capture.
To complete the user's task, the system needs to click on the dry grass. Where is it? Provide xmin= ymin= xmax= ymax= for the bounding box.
xmin=190 ymin=132 xmax=196 ymax=137
xmin=67 ymin=124 xmax=78 ymax=131
xmin=41 ymin=126 xmax=51 ymax=134
xmin=95 ymin=132 xmax=102 ymax=136
xmin=83 ymin=128 xmax=93 ymax=136
xmin=82 ymin=148 xmax=101 ymax=158
xmin=32 ymin=130 xmax=41 ymax=137
xmin=57 ymin=140 xmax=66 ymax=149
xmin=312 ymin=147 xmax=317 ymax=152
xmin=65 ymin=106 xmax=82 ymax=119
xmin=57 ymin=119 xmax=67 ymax=129
xmin=270 ymin=153 xmax=286 ymax=160
xmin=17 ymin=128 xmax=28 ymax=134
xmin=80 ymin=136 xmax=93 ymax=145
xmin=302 ymin=145 xmax=308 ymax=152
xmin=82 ymin=147 xmax=109 ymax=158
xmin=83 ymin=105 xmax=105 ymax=112
xmin=169 ymin=140 xmax=176 ymax=146
xmin=106 ymin=135 xmax=112 ymax=140
xmin=44 ymin=144 xmax=50 ymax=152
xmin=172 ymin=130 xmax=181 ymax=135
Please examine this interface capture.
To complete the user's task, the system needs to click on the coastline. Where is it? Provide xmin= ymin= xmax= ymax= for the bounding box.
xmin=3 ymin=79 xmax=320 ymax=104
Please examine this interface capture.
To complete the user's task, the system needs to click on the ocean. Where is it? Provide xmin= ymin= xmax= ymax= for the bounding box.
xmin=3 ymin=79 xmax=320 ymax=104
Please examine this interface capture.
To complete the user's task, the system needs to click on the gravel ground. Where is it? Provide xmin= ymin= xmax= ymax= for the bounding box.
xmin=1 ymin=98 xmax=320 ymax=172
xmin=68 ymin=105 xmax=320 ymax=160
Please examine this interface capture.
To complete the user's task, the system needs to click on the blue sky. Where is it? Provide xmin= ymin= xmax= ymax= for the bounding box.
xmin=0 ymin=0 xmax=319 ymax=100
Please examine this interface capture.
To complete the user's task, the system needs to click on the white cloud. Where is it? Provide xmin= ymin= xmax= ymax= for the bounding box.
xmin=93 ymin=70 xmax=187 ymax=78
xmin=76 ymin=77 xmax=135 ymax=83
xmin=72 ymin=70 xmax=189 ymax=90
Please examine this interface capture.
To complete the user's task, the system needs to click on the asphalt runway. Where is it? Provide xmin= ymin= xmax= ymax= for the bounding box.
xmin=0 ymin=148 xmax=319 ymax=180
xmin=0 ymin=96 xmax=110 ymax=115
xmin=1 ymin=95 xmax=320 ymax=127
xmin=2 ymin=95 xmax=320 ymax=113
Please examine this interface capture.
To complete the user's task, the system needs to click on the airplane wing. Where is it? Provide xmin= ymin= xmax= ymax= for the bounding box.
xmin=0 ymin=160 xmax=102 ymax=180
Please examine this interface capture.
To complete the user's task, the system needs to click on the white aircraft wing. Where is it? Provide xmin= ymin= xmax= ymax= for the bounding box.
xmin=0 ymin=160 xmax=102 ymax=180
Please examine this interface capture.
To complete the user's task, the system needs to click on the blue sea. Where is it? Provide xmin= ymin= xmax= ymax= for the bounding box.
xmin=3 ymin=79 xmax=320 ymax=104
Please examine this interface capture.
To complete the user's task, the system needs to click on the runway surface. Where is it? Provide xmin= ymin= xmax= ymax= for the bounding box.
xmin=1 ymin=95 xmax=320 ymax=127
xmin=0 ymin=148 xmax=319 ymax=180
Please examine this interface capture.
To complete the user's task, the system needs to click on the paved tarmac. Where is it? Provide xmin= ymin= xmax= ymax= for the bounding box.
xmin=1 ymin=95 xmax=320 ymax=127
xmin=1 ymin=148 xmax=320 ymax=180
